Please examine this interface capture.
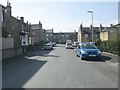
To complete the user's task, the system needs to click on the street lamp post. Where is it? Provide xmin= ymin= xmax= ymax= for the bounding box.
xmin=88 ymin=10 xmax=93 ymax=42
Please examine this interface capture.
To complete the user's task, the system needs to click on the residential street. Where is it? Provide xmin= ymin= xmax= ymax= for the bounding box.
xmin=2 ymin=44 xmax=118 ymax=88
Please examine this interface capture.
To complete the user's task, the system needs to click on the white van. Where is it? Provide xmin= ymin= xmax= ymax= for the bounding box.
xmin=66 ymin=40 xmax=73 ymax=49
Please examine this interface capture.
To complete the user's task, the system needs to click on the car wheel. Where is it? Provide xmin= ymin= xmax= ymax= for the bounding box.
xmin=76 ymin=54 xmax=78 ymax=57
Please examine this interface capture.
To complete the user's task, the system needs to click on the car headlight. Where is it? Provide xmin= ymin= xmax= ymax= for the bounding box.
xmin=97 ymin=51 xmax=101 ymax=54
xmin=81 ymin=51 xmax=87 ymax=54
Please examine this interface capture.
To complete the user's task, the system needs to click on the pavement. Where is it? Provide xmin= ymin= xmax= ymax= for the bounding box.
xmin=101 ymin=52 xmax=119 ymax=64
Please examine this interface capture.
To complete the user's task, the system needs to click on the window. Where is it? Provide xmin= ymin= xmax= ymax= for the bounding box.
xmin=1 ymin=11 xmax=3 ymax=22
xmin=22 ymin=25 xmax=24 ymax=32
xmin=46 ymin=34 xmax=48 ymax=37
xmin=23 ymin=36 xmax=25 ymax=39
xmin=95 ymin=34 xmax=98 ymax=38
xmin=5 ymin=9 xmax=7 ymax=13
xmin=66 ymin=35 xmax=68 ymax=37
xmin=85 ymin=34 xmax=88 ymax=38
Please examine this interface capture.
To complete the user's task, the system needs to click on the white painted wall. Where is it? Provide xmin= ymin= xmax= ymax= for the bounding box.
xmin=0 ymin=5 xmax=2 ymax=38
xmin=1 ymin=37 xmax=14 ymax=50
xmin=0 ymin=5 xmax=2 ymax=62
xmin=21 ymin=35 xmax=29 ymax=46
xmin=0 ymin=8 xmax=2 ymax=88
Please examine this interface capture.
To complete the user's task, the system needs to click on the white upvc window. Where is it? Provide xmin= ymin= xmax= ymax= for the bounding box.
xmin=46 ymin=34 xmax=48 ymax=37
xmin=66 ymin=35 xmax=68 ymax=37
xmin=1 ymin=11 xmax=3 ymax=22
xmin=85 ymin=34 xmax=88 ymax=38
xmin=47 ymin=38 xmax=48 ymax=41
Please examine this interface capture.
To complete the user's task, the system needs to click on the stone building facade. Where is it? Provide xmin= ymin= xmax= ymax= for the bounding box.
xmin=78 ymin=24 xmax=104 ymax=42
xmin=53 ymin=31 xmax=78 ymax=44
xmin=100 ymin=24 xmax=120 ymax=41
xmin=0 ymin=2 xmax=23 ymax=60
xmin=44 ymin=29 xmax=53 ymax=43
xmin=19 ymin=17 xmax=33 ymax=52
xmin=30 ymin=22 xmax=43 ymax=46
xmin=1 ymin=2 xmax=33 ymax=60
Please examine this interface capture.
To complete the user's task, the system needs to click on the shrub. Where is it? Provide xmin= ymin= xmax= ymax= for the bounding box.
xmin=95 ymin=39 xmax=119 ymax=56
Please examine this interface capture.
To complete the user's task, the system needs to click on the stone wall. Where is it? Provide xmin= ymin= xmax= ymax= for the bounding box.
xmin=2 ymin=48 xmax=23 ymax=60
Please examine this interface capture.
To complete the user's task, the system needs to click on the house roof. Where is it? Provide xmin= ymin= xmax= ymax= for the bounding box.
xmin=81 ymin=27 xmax=100 ymax=34
xmin=0 ymin=4 xmax=5 ymax=8
xmin=45 ymin=30 xmax=53 ymax=33
xmin=101 ymin=24 xmax=119 ymax=32
xmin=11 ymin=16 xmax=20 ymax=22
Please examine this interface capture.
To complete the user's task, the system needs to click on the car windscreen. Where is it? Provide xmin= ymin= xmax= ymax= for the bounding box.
xmin=45 ymin=44 xmax=50 ymax=46
xmin=68 ymin=43 xmax=72 ymax=45
xmin=81 ymin=43 xmax=97 ymax=49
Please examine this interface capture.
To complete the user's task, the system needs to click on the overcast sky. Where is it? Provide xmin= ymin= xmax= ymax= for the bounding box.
xmin=0 ymin=0 xmax=119 ymax=32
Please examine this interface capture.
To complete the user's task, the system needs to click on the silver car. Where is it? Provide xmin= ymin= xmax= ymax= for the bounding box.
xmin=43 ymin=43 xmax=53 ymax=50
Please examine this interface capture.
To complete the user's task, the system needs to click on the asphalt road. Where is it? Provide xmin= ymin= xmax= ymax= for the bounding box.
xmin=2 ymin=44 xmax=118 ymax=88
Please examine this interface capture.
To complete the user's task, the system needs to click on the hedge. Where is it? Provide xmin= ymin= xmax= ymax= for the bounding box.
xmin=95 ymin=39 xmax=120 ymax=56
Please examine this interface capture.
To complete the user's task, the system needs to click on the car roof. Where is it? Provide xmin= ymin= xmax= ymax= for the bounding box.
xmin=45 ymin=43 xmax=50 ymax=45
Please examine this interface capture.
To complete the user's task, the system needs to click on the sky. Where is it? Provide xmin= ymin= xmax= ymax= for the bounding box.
xmin=0 ymin=0 xmax=119 ymax=32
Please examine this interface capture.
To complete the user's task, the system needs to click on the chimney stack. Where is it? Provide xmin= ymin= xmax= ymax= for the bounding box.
xmin=6 ymin=0 xmax=12 ymax=17
xmin=20 ymin=17 xmax=24 ymax=23
xmin=110 ymin=24 xmax=113 ymax=27
xmin=99 ymin=24 xmax=102 ymax=31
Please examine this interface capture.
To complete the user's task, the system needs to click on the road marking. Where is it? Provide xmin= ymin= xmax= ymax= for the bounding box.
xmin=3 ymin=62 xmax=17 ymax=69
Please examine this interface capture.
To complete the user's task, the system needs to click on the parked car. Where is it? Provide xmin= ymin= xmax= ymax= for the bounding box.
xmin=66 ymin=43 xmax=73 ymax=49
xmin=49 ymin=42 xmax=53 ymax=47
xmin=76 ymin=42 xmax=101 ymax=60
xmin=51 ymin=42 xmax=56 ymax=47
xmin=73 ymin=41 xmax=79 ymax=47
xmin=43 ymin=43 xmax=53 ymax=50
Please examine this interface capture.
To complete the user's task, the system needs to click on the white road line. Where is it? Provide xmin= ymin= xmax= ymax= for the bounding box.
xmin=2 ymin=62 xmax=17 ymax=69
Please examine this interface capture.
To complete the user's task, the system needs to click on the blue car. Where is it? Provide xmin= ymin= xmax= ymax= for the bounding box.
xmin=76 ymin=42 xmax=101 ymax=60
